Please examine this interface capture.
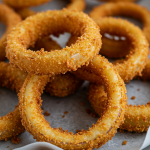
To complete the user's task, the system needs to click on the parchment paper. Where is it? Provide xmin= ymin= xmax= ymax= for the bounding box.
xmin=0 ymin=0 xmax=150 ymax=150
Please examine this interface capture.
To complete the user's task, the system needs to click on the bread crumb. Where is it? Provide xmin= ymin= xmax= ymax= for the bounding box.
xmin=11 ymin=137 xmax=20 ymax=144
xmin=137 ymin=89 xmax=140 ymax=91
xmin=131 ymin=96 xmax=136 ymax=100
xmin=87 ymin=125 xmax=89 ymax=127
xmin=64 ymin=111 xmax=68 ymax=115
xmin=44 ymin=111 xmax=50 ymax=116
xmin=122 ymin=140 xmax=127 ymax=145
xmin=7 ymin=146 xmax=9 ymax=148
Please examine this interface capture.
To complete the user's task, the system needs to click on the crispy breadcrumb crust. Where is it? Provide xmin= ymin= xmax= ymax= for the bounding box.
xmin=6 ymin=9 xmax=101 ymax=75
xmin=0 ymin=4 xmax=21 ymax=61
xmin=18 ymin=55 xmax=127 ymax=149
xmin=46 ymin=72 xmax=84 ymax=97
xmin=3 ymin=0 xmax=50 ymax=8
xmin=0 ymin=62 xmax=25 ymax=141
xmin=89 ymin=2 xmax=150 ymax=45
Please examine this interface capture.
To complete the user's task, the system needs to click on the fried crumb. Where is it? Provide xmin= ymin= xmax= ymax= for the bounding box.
xmin=64 ymin=111 xmax=68 ymax=115
xmin=60 ymin=115 xmax=65 ymax=118
xmin=119 ymin=129 xmax=124 ymax=133
xmin=80 ymin=102 xmax=85 ymax=106
xmin=131 ymin=96 xmax=136 ymax=100
xmin=76 ymin=129 xmax=81 ymax=133
xmin=122 ymin=140 xmax=127 ymax=145
xmin=87 ymin=125 xmax=89 ymax=127
xmin=7 ymin=146 xmax=9 ymax=148
xmin=11 ymin=137 xmax=20 ymax=144
xmin=137 ymin=89 xmax=140 ymax=91
xmin=86 ymin=108 xmax=98 ymax=118
xmin=44 ymin=111 xmax=50 ymax=116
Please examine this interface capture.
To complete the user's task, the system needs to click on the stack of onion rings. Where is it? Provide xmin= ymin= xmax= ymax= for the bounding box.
xmin=19 ymin=55 xmax=127 ymax=149
xmin=0 ymin=4 xmax=21 ymax=61
xmin=16 ymin=0 xmax=85 ymax=20
xmin=6 ymin=9 xmax=101 ymax=75
xmin=89 ymin=59 xmax=150 ymax=132
xmin=89 ymin=2 xmax=150 ymax=45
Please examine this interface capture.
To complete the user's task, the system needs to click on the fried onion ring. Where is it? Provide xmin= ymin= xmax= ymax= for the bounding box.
xmin=3 ymin=0 xmax=51 ymax=8
xmin=72 ymin=18 xmax=149 ymax=82
xmin=0 ymin=62 xmax=25 ymax=141
xmin=89 ymin=59 xmax=150 ymax=132
xmin=16 ymin=0 xmax=85 ymax=20
xmin=6 ymin=9 xmax=101 ymax=75
xmin=0 ymin=4 xmax=21 ymax=61
xmin=89 ymin=2 xmax=150 ymax=45
xmin=19 ymin=55 xmax=126 ymax=149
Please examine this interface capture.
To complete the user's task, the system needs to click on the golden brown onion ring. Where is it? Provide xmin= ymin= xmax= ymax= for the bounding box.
xmin=89 ymin=59 xmax=150 ymax=133
xmin=0 ymin=62 xmax=26 ymax=141
xmin=73 ymin=18 xmax=149 ymax=82
xmin=16 ymin=0 xmax=85 ymax=20
xmin=19 ymin=55 xmax=127 ymax=149
xmin=0 ymin=4 xmax=21 ymax=61
xmin=6 ymin=9 xmax=101 ymax=75
xmin=89 ymin=2 xmax=150 ymax=45
xmin=3 ymin=0 xmax=51 ymax=9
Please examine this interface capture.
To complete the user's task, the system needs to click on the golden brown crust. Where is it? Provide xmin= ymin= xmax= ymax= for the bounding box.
xmin=89 ymin=2 xmax=150 ymax=45
xmin=0 ymin=4 xmax=21 ymax=61
xmin=16 ymin=0 xmax=86 ymax=20
xmin=19 ymin=55 xmax=127 ymax=149
xmin=0 ymin=62 xmax=25 ymax=141
xmin=3 ymin=0 xmax=51 ymax=8
xmin=6 ymin=9 xmax=101 ymax=75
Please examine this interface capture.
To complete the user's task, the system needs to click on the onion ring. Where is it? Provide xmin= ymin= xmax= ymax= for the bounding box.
xmin=16 ymin=0 xmax=85 ymax=20
xmin=0 ymin=4 xmax=21 ymax=61
xmin=6 ymin=9 xmax=101 ymax=75
xmin=2 ymin=0 xmax=51 ymax=9
xmin=89 ymin=59 xmax=150 ymax=132
xmin=19 ymin=55 xmax=127 ymax=149
xmin=72 ymin=18 xmax=149 ymax=82
xmin=0 ymin=62 xmax=25 ymax=141
xmin=89 ymin=2 xmax=150 ymax=45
